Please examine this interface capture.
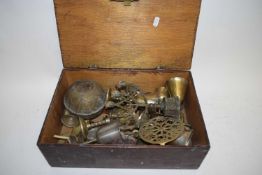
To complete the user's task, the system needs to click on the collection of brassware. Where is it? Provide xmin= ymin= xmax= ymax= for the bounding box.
xmin=54 ymin=77 xmax=193 ymax=146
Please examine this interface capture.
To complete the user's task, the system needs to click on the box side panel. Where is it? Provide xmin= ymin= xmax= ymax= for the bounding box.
xmin=37 ymin=70 xmax=68 ymax=144
xmin=185 ymin=72 xmax=210 ymax=146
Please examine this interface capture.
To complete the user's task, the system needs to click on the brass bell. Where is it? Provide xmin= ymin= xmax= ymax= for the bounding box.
xmin=63 ymin=80 xmax=106 ymax=120
xmin=166 ymin=77 xmax=188 ymax=104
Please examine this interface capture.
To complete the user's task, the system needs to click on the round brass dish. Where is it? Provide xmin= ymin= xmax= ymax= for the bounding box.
xmin=64 ymin=80 xmax=106 ymax=119
xmin=139 ymin=116 xmax=184 ymax=145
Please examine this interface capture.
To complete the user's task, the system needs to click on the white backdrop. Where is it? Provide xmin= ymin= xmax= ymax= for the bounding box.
xmin=0 ymin=0 xmax=262 ymax=174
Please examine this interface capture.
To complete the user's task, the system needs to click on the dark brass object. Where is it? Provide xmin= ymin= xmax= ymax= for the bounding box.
xmin=61 ymin=110 xmax=79 ymax=128
xmin=156 ymin=87 xmax=168 ymax=100
xmin=78 ymin=117 xmax=87 ymax=139
xmin=135 ymin=87 xmax=168 ymax=105
xmin=120 ymin=132 xmax=137 ymax=144
xmin=139 ymin=116 xmax=184 ymax=146
xmin=86 ymin=118 xmax=111 ymax=129
xmin=96 ymin=121 xmax=123 ymax=144
xmin=87 ymin=127 xmax=99 ymax=141
xmin=168 ymin=112 xmax=193 ymax=146
xmin=64 ymin=80 xmax=106 ymax=119
xmin=135 ymin=110 xmax=149 ymax=128
xmin=81 ymin=121 xmax=123 ymax=145
xmin=173 ymin=126 xmax=193 ymax=146
xmin=132 ymin=97 xmax=180 ymax=119
xmin=162 ymin=96 xmax=180 ymax=118
xmin=58 ymin=78 xmax=190 ymax=146
xmin=166 ymin=77 xmax=188 ymax=104
xmin=72 ymin=118 xmax=110 ymax=139
xmin=116 ymin=81 xmax=140 ymax=95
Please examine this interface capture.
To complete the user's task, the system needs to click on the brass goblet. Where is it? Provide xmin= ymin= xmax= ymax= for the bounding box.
xmin=166 ymin=77 xmax=188 ymax=104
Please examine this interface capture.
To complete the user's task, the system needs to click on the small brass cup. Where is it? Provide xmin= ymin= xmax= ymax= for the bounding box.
xmin=166 ymin=77 xmax=188 ymax=104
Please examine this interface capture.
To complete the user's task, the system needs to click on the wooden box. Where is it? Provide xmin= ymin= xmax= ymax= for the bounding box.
xmin=37 ymin=0 xmax=210 ymax=169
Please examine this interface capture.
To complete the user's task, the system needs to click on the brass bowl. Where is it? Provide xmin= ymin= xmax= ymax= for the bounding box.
xmin=64 ymin=80 xmax=106 ymax=119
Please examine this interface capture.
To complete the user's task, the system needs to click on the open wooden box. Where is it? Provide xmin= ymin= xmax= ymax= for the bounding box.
xmin=37 ymin=0 xmax=210 ymax=169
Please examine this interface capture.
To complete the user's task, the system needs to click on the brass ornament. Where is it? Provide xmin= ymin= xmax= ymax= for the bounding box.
xmin=139 ymin=116 xmax=184 ymax=146
xmin=166 ymin=77 xmax=188 ymax=104
xmin=64 ymin=80 xmax=106 ymax=119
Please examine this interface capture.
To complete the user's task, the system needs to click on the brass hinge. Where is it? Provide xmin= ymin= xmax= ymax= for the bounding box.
xmin=155 ymin=65 xmax=166 ymax=70
xmin=88 ymin=64 xmax=98 ymax=69
xmin=111 ymin=0 xmax=139 ymax=6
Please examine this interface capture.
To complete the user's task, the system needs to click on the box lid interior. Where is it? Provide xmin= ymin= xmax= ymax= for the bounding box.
xmin=54 ymin=0 xmax=201 ymax=70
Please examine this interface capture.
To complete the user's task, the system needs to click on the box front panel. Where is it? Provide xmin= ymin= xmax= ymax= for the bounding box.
xmin=39 ymin=144 xmax=209 ymax=169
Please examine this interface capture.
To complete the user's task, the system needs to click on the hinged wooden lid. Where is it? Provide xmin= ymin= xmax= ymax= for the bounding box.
xmin=54 ymin=0 xmax=201 ymax=70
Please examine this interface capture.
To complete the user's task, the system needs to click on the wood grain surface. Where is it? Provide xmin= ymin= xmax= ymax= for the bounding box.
xmin=54 ymin=0 xmax=201 ymax=69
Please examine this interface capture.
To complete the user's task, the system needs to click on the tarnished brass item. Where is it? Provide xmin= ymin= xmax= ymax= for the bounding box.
xmin=116 ymin=81 xmax=140 ymax=95
xmin=156 ymin=87 xmax=168 ymax=100
xmin=143 ymin=93 xmax=158 ymax=104
xmin=166 ymin=77 xmax=188 ymax=104
xmin=64 ymin=80 xmax=106 ymax=119
xmin=87 ymin=127 xmax=99 ymax=141
xmin=139 ymin=116 xmax=184 ymax=146
xmin=58 ymin=78 xmax=191 ymax=146
xmin=72 ymin=117 xmax=110 ymax=139
xmin=96 ymin=121 xmax=123 ymax=144
xmin=61 ymin=110 xmax=79 ymax=128
xmin=135 ymin=87 xmax=168 ymax=105
xmin=132 ymin=97 xmax=180 ymax=119
xmin=81 ymin=121 xmax=123 ymax=145
xmin=86 ymin=118 xmax=111 ymax=129
xmin=162 ymin=96 xmax=180 ymax=118
xmin=120 ymin=132 xmax=137 ymax=144
xmin=105 ymin=101 xmax=127 ymax=110
xmin=172 ymin=125 xmax=193 ymax=146
xmin=106 ymin=88 xmax=123 ymax=102
xmin=72 ymin=118 xmax=89 ymax=138
xmin=53 ymin=135 xmax=78 ymax=144
xmin=135 ymin=110 xmax=149 ymax=128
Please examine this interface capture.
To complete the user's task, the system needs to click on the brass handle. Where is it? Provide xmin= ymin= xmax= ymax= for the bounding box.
xmin=111 ymin=0 xmax=139 ymax=6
